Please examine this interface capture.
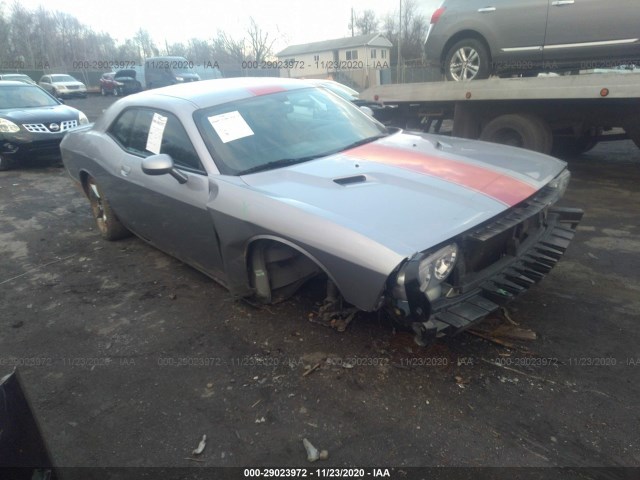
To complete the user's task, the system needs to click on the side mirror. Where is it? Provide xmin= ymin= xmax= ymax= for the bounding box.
xmin=141 ymin=154 xmax=188 ymax=184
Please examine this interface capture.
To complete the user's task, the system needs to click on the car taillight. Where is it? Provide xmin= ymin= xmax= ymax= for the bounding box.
xmin=431 ymin=7 xmax=446 ymax=24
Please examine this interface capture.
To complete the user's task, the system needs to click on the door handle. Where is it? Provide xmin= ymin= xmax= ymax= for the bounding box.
xmin=551 ymin=0 xmax=574 ymax=5
xmin=478 ymin=7 xmax=496 ymax=12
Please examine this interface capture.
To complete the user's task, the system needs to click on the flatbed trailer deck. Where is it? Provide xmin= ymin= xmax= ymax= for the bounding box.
xmin=361 ymin=73 xmax=640 ymax=156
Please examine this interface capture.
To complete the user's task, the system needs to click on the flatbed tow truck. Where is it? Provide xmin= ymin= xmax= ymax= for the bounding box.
xmin=361 ymin=73 xmax=640 ymax=156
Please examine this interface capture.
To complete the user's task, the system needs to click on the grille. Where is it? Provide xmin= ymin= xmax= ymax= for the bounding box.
xmin=66 ymin=85 xmax=79 ymax=90
xmin=23 ymin=120 xmax=78 ymax=133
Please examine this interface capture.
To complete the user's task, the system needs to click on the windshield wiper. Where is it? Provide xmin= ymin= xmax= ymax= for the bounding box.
xmin=237 ymin=133 xmax=389 ymax=176
xmin=237 ymin=155 xmax=323 ymax=175
xmin=337 ymin=133 xmax=389 ymax=153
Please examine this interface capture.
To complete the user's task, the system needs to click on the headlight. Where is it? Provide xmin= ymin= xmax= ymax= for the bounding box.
xmin=175 ymin=76 xmax=184 ymax=82
xmin=0 ymin=118 xmax=20 ymax=133
xmin=78 ymin=111 xmax=89 ymax=125
xmin=548 ymin=169 xmax=571 ymax=199
xmin=56 ymin=85 xmax=67 ymax=90
xmin=417 ymin=244 xmax=458 ymax=293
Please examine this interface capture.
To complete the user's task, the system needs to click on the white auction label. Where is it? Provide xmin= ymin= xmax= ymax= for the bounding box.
xmin=146 ymin=113 xmax=168 ymax=154
xmin=208 ymin=111 xmax=254 ymax=143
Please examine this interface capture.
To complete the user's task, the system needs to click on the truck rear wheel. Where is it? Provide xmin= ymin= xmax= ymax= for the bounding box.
xmin=479 ymin=114 xmax=552 ymax=154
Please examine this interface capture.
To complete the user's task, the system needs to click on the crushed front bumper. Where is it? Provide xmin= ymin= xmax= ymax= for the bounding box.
xmin=396 ymin=206 xmax=583 ymax=345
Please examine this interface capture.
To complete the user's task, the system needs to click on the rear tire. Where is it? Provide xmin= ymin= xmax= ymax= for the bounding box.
xmin=479 ymin=113 xmax=552 ymax=154
xmin=444 ymin=38 xmax=491 ymax=81
xmin=85 ymin=176 xmax=131 ymax=241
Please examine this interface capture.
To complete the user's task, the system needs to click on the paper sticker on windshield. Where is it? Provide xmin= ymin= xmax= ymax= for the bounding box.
xmin=208 ymin=111 xmax=254 ymax=143
xmin=146 ymin=113 xmax=168 ymax=154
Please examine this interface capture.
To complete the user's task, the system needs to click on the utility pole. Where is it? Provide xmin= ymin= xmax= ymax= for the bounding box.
xmin=397 ymin=0 xmax=402 ymax=82
xmin=351 ymin=8 xmax=355 ymax=37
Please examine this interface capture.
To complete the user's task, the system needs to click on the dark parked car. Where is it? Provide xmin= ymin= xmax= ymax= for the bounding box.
xmin=100 ymin=70 xmax=142 ymax=96
xmin=425 ymin=0 xmax=640 ymax=81
xmin=0 ymin=81 xmax=88 ymax=170
xmin=144 ymin=56 xmax=200 ymax=89
xmin=38 ymin=74 xmax=87 ymax=97
xmin=60 ymin=78 xmax=582 ymax=345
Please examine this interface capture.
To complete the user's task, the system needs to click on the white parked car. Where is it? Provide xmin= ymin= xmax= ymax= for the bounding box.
xmin=39 ymin=74 xmax=87 ymax=98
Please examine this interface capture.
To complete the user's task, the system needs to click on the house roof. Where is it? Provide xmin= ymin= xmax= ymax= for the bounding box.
xmin=276 ymin=33 xmax=393 ymax=57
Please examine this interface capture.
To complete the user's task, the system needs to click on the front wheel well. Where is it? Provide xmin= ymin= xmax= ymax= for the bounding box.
xmin=246 ymin=239 xmax=327 ymax=304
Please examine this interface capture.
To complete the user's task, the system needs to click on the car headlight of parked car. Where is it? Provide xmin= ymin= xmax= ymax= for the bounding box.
xmin=393 ymin=243 xmax=458 ymax=303
xmin=0 ymin=118 xmax=20 ymax=133
xmin=78 ymin=112 xmax=89 ymax=125
xmin=548 ymin=169 xmax=571 ymax=199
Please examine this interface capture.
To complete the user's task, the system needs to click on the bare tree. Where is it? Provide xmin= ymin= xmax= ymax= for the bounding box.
xmin=350 ymin=9 xmax=379 ymax=36
xmin=134 ymin=28 xmax=158 ymax=59
xmin=382 ymin=0 xmax=428 ymax=66
xmin=246 ymin=17 xmax=275 ymax=63
xmin=212 ymin=30 xmax=246 ymax=66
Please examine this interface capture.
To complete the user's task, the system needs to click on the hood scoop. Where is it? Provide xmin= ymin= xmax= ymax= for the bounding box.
xmin=333 ymin=175 xmax=367 ymax=186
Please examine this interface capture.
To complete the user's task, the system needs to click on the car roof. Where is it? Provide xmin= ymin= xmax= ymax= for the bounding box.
xmin=130 ymin=77 xmax=313 ymax=109
xmin=0 ymin=80 xmax=36 ymax=87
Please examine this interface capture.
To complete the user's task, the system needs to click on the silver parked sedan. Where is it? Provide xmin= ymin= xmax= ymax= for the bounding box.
xmin=61 ymin=77 xmax=583 ymax=345
xmin=426 ymin=0 xmax=640 ymax=81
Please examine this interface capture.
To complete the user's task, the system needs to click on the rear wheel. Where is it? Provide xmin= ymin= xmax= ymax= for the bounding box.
xmin=444 ymin=38 xmax=491 ymax=81
xmin=85 ymin=176 xmax=130 ymax=241
xmin=479 ymin=113 xmax=552 ymax=154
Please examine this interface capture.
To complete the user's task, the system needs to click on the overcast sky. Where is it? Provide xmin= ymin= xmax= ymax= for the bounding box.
xmin=9 ymin=0 xmax=441 ymax=52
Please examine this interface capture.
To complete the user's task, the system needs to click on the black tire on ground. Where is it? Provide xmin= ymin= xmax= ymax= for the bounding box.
xmin=479 ymin=113 xmax=552 ymax=154
xmin=551 ymin=136 xmax=598 ymax=158
xmin=444 ymin=38 xmax=491 ymax=81
xmin=85 ymin=176 xmax=131 ymax=241
xmin=0 ymin=154 xmax=15 ymax=171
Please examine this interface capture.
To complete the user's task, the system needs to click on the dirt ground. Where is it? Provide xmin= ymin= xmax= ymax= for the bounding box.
xmin=1 ymin=95 xmax=639 ymax=474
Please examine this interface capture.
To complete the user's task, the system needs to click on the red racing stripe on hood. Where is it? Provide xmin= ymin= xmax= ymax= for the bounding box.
xmin=344 ymin=143 xmax=537 ymax=206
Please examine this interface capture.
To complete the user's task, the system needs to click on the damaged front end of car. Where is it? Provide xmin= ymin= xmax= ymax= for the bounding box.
xmin=385 ymin=169 xmax=583 ymax=346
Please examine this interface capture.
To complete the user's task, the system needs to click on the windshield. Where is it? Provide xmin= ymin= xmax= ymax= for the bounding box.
xmin=51 ymin=75 xmax=77 ymax=83
xmin=195 ymin=87 xmax=387 ymax=175
xmin=0 ymin=85 xmax=59 ymax=109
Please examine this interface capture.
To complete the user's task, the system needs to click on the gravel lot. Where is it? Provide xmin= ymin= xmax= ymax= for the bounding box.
xmin=1 ymin=94 xmax=639 ymax=475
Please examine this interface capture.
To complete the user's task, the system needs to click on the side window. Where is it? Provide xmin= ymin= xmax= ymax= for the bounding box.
xmin=160 ymin=115 xmax=202 ymax=171
xmin=108 ymin=108 xmax=203 ymax=171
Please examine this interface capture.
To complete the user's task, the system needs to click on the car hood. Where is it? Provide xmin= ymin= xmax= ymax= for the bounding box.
xmin=0 ymin=105 xmax=80 ymax=123
xmin=241 ymin=131 xmax=566 ymax=256
xmin=115 ymin=70 xmax=137 ymax=80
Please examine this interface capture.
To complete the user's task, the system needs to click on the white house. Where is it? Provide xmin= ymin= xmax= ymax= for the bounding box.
xmin=276 ymin=33 xmax=393 ymax=89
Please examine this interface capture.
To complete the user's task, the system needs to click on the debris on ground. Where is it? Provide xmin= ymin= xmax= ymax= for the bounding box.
xmin=191 ymin=434 xmax=207 ymax=456
xmin=303 ymin=362 xmax=323 ymax=377
xmin=302 ymin=438 xmax=328 ymax=462
xmin=467 ymin=307 xmax=537 ymax=348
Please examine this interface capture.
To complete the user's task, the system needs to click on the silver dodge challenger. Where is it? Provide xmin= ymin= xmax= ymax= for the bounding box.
xmin=61 ymin=77 xmax=583 ymax=345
